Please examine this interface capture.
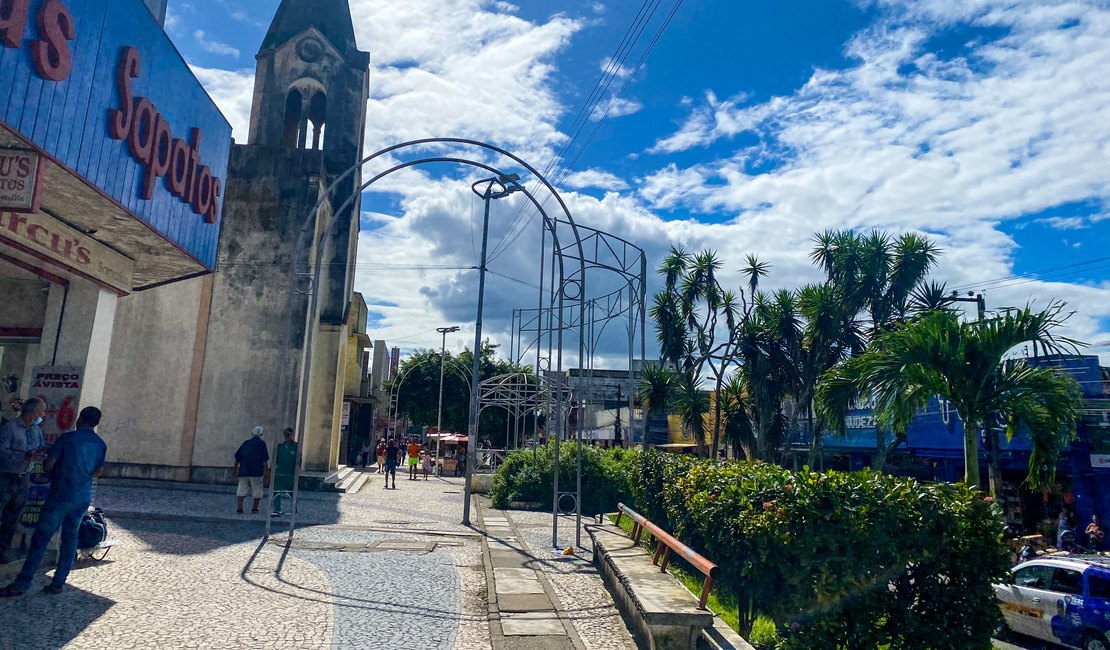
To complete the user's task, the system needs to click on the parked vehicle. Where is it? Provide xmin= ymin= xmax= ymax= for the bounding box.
xmin=995 ymin=556 xmax=1110 ymax=650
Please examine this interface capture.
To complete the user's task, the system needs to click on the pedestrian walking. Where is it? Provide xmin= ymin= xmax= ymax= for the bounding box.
xmin=0 ymin=406 xmax=106 ymax=597
xmin=407 ymin=439 xmax=421 ymax=480
xmin=376 ymin=439 xmax=386 ymax=474
xmin=272 ymin=428 xmax=298 ymax=516
xmin=360 ymin=440 xmax=370 ymax=468
xmin=420 ymin=450 xmax=432 ymax=480
xmin=382 ymin=438 xmax=399 ymax=489
xmin=0 ymin=398 xmax=46 ymax=564
xmin=233 ymin=426 xmax=269 ymax=514
xmin=455 ymin=447 xmax=466 ymax=477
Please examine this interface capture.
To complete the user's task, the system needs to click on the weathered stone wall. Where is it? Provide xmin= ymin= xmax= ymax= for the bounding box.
xmin=192 ymin=144 xmax=322 ymax=472
xmin=100 ymin=276 xmax=210 ymax=473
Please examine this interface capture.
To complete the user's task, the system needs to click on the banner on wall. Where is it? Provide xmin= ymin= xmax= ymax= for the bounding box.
xmin=20 ymin=366 xmax=83 ymax=527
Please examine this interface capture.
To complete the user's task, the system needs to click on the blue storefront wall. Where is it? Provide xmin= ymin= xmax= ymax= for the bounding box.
xmin=812 ymin=355 xmax=1110 ymax=527
xmin=0 ymin=0 xmax=231 ymax=268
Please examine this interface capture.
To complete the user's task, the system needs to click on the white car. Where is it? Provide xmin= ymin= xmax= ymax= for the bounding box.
xmin=994 ymin=556 xmax=1110 ymax=650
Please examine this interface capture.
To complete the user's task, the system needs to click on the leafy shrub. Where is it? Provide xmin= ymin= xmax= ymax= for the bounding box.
xmin=626 ymin=451 xmax=1008 ymax=650
xmin=490 ymin=443 xmax=634 ymax=515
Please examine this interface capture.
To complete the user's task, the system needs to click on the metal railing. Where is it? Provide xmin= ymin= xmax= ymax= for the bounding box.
xmin=616 ymin=502 xmax=719 ymax=610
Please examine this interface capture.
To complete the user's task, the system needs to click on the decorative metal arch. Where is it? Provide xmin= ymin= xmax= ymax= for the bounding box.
xmin=270 ymin=138 xmax=593 ymax=540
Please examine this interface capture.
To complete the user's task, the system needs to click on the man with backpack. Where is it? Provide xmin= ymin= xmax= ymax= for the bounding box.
xmin=0 ymin=406 xmax=107 ymax=597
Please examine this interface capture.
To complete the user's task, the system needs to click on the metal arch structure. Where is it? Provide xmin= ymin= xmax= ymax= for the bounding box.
xmin=504 ymin=203 xmax=649 ymax=549
xmin=268 ymin=138 xmax=592 ymax=540
xmin=384 ymin=355 xmax=472 ymax=439
xmin=476 ymin=372 xmax=571 ymax=450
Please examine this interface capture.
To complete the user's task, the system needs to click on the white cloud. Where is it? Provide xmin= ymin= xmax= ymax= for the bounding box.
xmin=189 ymin=0 xmax=1110 ymax=364
xmin=190 ymin=66 xmax=254 ymax=141
xmin=1034 ymin=216 xmax=1088 ymax=230
xmin=600 ymin=56 xmax=632 ymax=79
xmin=589 ymin=95 xmax=643 ymax=121
xmin=194 ymin=30 xmax=241 ymax=58
xmin=562 ymin=168 xmax=630 ymax=191
xmin=634 ymin=0 xmax=1110 ymax=357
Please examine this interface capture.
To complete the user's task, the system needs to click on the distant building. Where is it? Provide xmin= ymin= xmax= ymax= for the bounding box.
xmin=795 ymin=354 xmax=1109 ymax=533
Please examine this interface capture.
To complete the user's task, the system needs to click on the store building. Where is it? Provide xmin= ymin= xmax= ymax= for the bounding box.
xmin=0 ymin=0 xmax=231 ymax=446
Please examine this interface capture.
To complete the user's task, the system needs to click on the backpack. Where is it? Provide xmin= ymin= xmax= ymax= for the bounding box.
xmin=77 ymin=507 xmax=108 ymax=550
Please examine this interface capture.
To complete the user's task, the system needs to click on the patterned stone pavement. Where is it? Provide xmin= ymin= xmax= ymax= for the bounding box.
xmin=0 ymin=474 xmax=634 ymax=650
xmin=0 ymin=475 xmax=488 ymax=650
xmin=478 ymin=504 xmax=637 ymax=650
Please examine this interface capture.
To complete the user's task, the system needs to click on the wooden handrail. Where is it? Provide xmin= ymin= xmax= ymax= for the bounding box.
xmin=615 ymin=502 xmax=719 ymax=610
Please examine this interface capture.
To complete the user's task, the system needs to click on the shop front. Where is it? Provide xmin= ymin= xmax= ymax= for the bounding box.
xmin=0 ymin=0 xmax=231 ymax=428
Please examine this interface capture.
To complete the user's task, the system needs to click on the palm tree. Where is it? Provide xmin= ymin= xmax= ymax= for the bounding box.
xmin=809 ymin=230 xmax=943 ymax=468
xmin=673 ymin=373 xmax=710 ymax=455
xmin=719 ymin=375 xmax=755 ymax=459
xmin=816 ymin=303 xmax=1084 ymax=495
xmin=636 ymin=364 xmax=676 ymax=451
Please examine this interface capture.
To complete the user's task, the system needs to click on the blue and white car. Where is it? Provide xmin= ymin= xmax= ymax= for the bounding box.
xmin=995 ymin=556 xmax=1110 ymax=650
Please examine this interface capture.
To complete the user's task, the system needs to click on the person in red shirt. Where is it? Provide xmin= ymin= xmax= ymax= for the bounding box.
xmin=375 ymin=440 xmax=386 ymax=474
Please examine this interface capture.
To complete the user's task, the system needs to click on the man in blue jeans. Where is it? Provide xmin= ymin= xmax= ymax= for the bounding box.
xmin=0 ymin=406 xmax=107 ymax=597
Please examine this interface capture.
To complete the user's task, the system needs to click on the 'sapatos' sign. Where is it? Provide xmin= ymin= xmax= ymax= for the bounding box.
xmin=0 ymin=210 xmax=135 ymax=293
xmin=0 ymin=148 xmax=44 ymax=212
xmin=0 ymin=0 xmax=223 ymax=224
xmin=108 ymin=47 xmax=221 ymax=224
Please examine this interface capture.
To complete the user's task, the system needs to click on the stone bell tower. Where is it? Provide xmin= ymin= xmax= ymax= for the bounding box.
xmin=190 ymin=0 xmax=370 ymax=479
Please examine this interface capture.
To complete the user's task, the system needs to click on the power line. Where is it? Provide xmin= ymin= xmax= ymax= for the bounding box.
xmin=489 ymin=0 xmax=687 ymax=263
xmin=949 ymin=255 xmax=1110 ymax=293
xmin=487 ymin=0 xmax=676 ymax=263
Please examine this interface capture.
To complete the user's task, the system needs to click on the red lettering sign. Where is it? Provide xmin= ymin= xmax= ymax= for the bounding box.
xmin=31 ymin=0 xmax=73 ymax=81
xmin=1 ymin=3 xmax=222 ymax=224
xmin=107 ymin=47 xmax=222 ymax=224
xmin=1 ymin=0 xmax=73 ymax=80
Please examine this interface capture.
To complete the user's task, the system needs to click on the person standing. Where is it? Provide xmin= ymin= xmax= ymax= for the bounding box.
xmin=0 ymin=406 xmax=106 ymax=596
xmin=376 ymin=439 xmax=387 ymax=474
xmin=360 ymin=440 xmax=370 ymax=468
xmin=407 ymin=439 xmax=421 ymax=480
xmin=420 ymin=450 xmax=432 ymax=480
xmin=383 ymin=438 xmax=399 ymax=489
xmin=233 ymin=427 xmax=270 ymax=514
xmin=1086 ymin=514 xmax=1106 ymax=550
xmin=0 ymin=398 xmax=45 ymax=564
xmin=272 ymin=428 xmax=298 ymax=516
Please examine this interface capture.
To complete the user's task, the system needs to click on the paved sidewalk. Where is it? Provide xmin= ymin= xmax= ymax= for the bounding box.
xmin=0 ymin=475 xmax=636 ymax=650
xmin=476 ymin=499 xmax=636 ymax=650
xmin=0 ymin=475 xmax=489 ymax=650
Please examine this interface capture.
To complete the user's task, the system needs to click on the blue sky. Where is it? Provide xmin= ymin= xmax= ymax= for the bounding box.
xmin=170 ymin=0 xmax=1110 ymax=363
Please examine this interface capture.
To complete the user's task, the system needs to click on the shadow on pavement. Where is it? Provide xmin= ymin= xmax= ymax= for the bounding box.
xmin=237 ymin=538 xmax=480 ymax=623
xmin=0 ymin=585 xmax=114 ymax=650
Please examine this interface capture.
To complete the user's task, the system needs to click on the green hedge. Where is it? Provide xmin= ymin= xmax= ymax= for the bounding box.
xmin=490 ymin=443 xmax=634 ymax=515
xmin=493 ymin=448 xmax=1009 ymax=649
xmin=626 ymin=451 xmax=1009 ymax=650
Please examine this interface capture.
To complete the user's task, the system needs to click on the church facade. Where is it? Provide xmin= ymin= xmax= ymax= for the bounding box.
xmin=96 ymin=0 xmax=371 ymax=481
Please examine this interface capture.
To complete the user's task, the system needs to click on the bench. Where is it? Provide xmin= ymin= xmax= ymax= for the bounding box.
xmin=587 ymin=503 xmax=755 ymax=650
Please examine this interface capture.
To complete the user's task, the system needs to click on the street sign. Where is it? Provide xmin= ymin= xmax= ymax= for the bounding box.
xmin=0 ymin=148 xmax=44 ymax=213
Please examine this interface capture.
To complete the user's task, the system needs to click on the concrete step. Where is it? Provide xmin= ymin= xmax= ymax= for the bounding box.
xmin=334 ymin=468 xmax=366 ymax=493
xmin=345 ymin=472 xmax=370 ymax=494
xmin=321 ymin=465 xmax=356 ymax=492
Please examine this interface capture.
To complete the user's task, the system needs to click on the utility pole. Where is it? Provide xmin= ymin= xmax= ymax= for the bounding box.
xmin=952 ymin=291 xmax=1001 ymax=496
xmin=435 ymin=325 xmax=460 ymax=476
xmin=462 ymin=174 xmax=524 ymax=527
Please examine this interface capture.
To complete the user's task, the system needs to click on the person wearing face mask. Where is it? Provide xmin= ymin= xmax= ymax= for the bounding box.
xmin=0 ymin=398 xmax=46 ymax=564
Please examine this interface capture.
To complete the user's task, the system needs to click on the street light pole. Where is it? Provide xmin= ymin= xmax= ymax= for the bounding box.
xmin=462 ymin=173 xmax=523 ymax=527
xmin=435 ymin=325 xmax=460 ymax=476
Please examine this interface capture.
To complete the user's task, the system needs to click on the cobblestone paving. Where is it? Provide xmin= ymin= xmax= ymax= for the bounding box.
xmin=0 ymin=520 xmax=334 ymax=650
xmin=0 ymin=476 xmax=489 ymax=650
xmin=487 ymin=506 xmax=637 ymax=650
xmin=92 ymin=474 xmax=474 ymax=534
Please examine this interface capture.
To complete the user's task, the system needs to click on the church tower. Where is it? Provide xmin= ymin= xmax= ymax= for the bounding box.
xmin=191 ymin=0 xmax=370 ymax=478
